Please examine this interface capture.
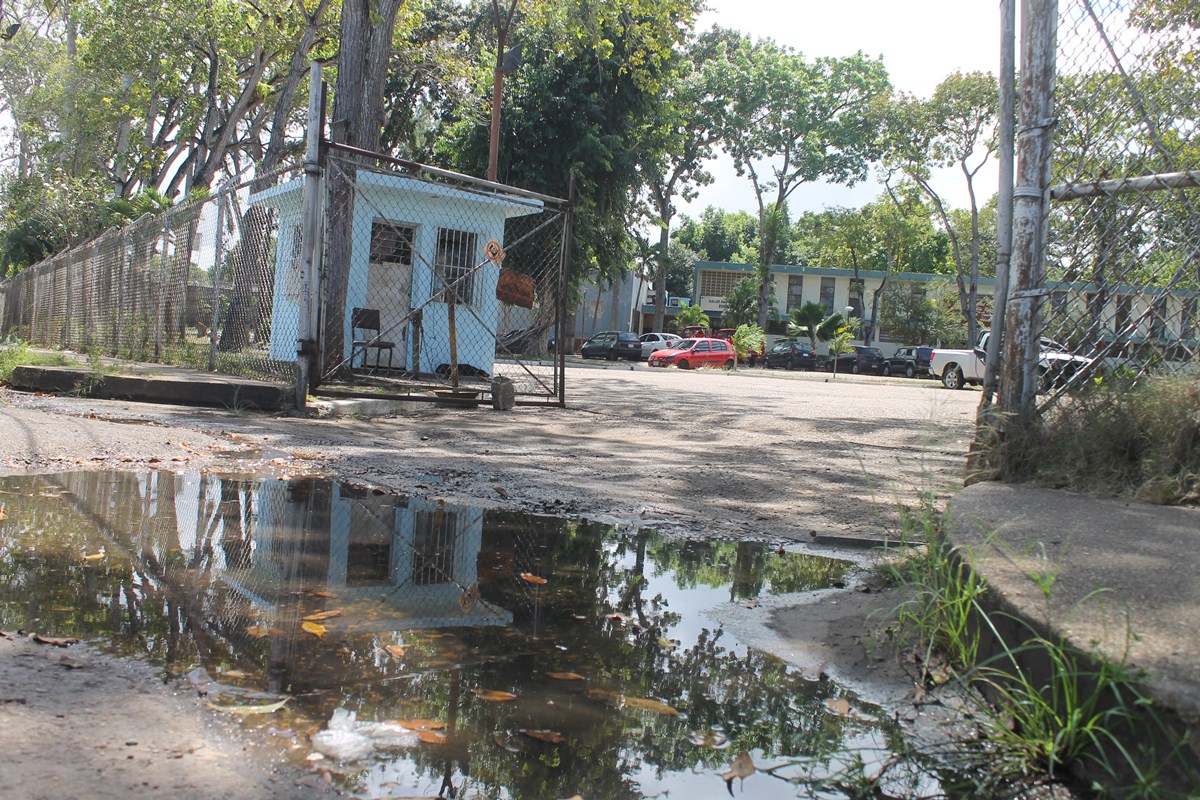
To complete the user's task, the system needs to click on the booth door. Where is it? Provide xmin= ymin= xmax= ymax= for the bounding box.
xmin=366 ymin=220 xmax=415 ymax=369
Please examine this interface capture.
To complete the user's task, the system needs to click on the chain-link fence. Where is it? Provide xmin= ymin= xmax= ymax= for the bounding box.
xmin=0 ymin=165 xmax=306 ymax=385
xmin=998 ymin=0 xmax=1199 ymax=416
xmin=313 ymin=148 xmax=569 ymax=406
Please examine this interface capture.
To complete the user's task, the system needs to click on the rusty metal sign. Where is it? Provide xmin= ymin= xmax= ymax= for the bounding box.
xmin=496 ymin=268 xmax=535 ymax=309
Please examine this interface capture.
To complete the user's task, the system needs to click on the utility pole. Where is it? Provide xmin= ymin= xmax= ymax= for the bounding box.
xmin=488 ymin=1 xmax=522 ymax=182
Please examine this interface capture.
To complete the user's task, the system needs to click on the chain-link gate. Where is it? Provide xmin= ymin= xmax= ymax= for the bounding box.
xmin=995 ymin=0 xmax=1199 ymax=418
xmin=309 ymin=147 xmax=570 ymax=407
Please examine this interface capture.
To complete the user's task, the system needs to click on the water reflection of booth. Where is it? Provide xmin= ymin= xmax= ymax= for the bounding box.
xmin=248 ymin=173 xmax=543 ymax=376
xmin=238 ymin=481 xmax=510 ymax=631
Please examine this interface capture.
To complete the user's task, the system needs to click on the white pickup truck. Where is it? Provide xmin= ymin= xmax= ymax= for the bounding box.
xmin=930 ymin=332 xmax=1091 ymax=391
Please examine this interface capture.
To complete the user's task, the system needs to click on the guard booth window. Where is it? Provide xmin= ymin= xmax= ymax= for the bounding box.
xmin=435 ymin=228 xmax=479 ymax=305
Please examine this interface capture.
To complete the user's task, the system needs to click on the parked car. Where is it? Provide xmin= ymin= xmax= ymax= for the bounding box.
xmin=495 ymin=328 xmax=536 ymax=354
xmin=679 ymin=325 xmax=709 ymax=339
xmin=764 ymin=340 xmax=817 ymax=371
xmin=715 ymin=328 xmax=765 ymax=366
xmin=931 ymin=332 xmax=1091 ymax=391
xmin=638 ymin=331 xmax=683 ymax=359
xmin=647 ymin=337 xmax=736 ymax=370
xmin=826 ymin=345 xmax=887 ymax=374
xmin=885 ymin=346 xmax=934 ymax=378
xmin=580 ymin=331 xmax=642 ymax=361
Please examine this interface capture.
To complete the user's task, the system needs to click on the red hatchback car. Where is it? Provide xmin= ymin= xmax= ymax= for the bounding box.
xmin=647 ymin=337 xmax=737 ymax=370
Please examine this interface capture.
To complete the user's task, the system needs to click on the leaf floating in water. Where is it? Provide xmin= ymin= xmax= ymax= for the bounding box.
xmin=301 ymin=621 xmax=326 ymax=638
xmin=621 ymin=696 xmax=680 ymax=716
xmin=416 ymin=730 xmax=448 ymax=744
xmin=823 ymin=698 xmax=853 ymax=717
xmin=722 ymin=751 xmax=756 ymax=789
xmin=392 ymin=719 xmax=446 ymax=731
xmin=605 ymin=613 xmax=634 ymax=624
xmin=314 ymin=590 xmax=337 ymax=598
xmin=206 ymin=698 xmax=289 ymax=715
xmin=302 ymin=610 xmax=342 ymax=622
xmin=82 ymin=552 xmax=105 ymax=562
xmin=0 ymin=505 xmax=7 ymax=521
xmin=246 ymin=625 xmax=272 ymax=638
xmin=586 ymin=688 xmax=621 ymax=703
xmin=476 ymin=689 xmax=518 ymax=702
xmin=521 ymin=729 xmax=566 ymax=744
xmin=688 ymin=729 xmax=729 ymax=749
xmin=519 ymin=573 xmax=547 ymax=585
xmin=544 ymin=672 xmax=586 ymax=681
xmin=220 ymin=669 xmax=253 ymax=680
xmin=32 ymin=634 xmax=79 ymax=647
xmin=384 ymin=644 xmax=406 ymax=658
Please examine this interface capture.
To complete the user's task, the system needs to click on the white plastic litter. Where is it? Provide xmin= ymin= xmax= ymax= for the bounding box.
xmin=310 ymin=708 xmax=418 ymax=762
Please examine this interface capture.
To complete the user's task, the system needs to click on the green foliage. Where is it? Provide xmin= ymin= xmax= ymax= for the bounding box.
xmin=673 ymin=207 xmax=759 ymax=263
xmin=730 ymin=323 xmax=765 ymax=364
xmin=671 ymin=302 xmax=709 ymax=332
xmin=788 ymin=302 xmax=844 ymax=351
xmin=0 ymin=341 xmax=73 ymax=381
xmin=721 ymin=277 xmax=759 ymax=328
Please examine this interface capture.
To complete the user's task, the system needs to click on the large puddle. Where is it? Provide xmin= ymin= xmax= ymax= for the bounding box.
xmin=0 ymin=471 xmax=953 ymax=798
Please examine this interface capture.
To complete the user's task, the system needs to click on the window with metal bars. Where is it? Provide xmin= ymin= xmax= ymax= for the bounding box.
xmin=411 ymin=509 xmax=458 ymax=586
xmin=786 ymin=276 xmax=803 ymax=312
xmin=699 ymin=270 xmax=745 ymax=298
xmin=434 ymin=228 xmax=478 ymax=305
xmin=369 ymin=219 xmax=415 ymax=266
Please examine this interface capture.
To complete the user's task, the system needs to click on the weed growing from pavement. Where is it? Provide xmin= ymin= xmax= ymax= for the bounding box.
xmin=0 ymin=340 xmax=73 ymax=381
xmin=880 ymin=502 xmax=1200 ymax=797
xmin=984 ymin=373 xmax=1200 ymax=505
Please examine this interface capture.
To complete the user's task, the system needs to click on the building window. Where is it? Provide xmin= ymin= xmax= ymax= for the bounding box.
xmin=699 ymin=270 xmax=746 ymax=299
xmin=1182 ymin=298 xmax=1197 ymax=340
xmin=1150 ymin=296 xmax=1167 ymax=340
xmin=435 ymin=228 xmax=478 ymax=305
xmin=848 ymin=281 xmax=863 ymax=318
xmin=1114 ymin=294 xmax=1132 ymax=333
xmin=786 ymin=276 xmax=804 ymax=312
xmin=370 ymin=219 xmax=415 ymax=265
xmin=819 ymin=277 xmax=836 ymax=312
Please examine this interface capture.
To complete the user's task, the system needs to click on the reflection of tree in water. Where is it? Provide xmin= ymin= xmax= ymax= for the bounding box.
xmin=0 ymin=474 xmax=914 ymax=799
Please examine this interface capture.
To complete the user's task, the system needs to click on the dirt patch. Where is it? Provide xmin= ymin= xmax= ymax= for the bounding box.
xmin=0 ymin=631 xmax=334 ymax=800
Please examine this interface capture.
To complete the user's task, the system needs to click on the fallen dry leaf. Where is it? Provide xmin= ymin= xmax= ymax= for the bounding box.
xmin=392 ymin=719 xmax=446 ymax=731
xmin=314 ymin=590 xmax=337 ymax=598
xmin=493 ymin=486 xmax=509 ymax=499
xmin=621 ymin=696 xmax=679 ymax=716
xmin=0 ymin=630 xmax=13 ymax=639
xmin=416 ymin=730 xmax=448 ymax=744
xmin=823 ymin=698 xmax=853 ymax=717
xmin=384 ymin=644 xmax=406 ymax=658
xmin=82 ymin=552 xmax=105 ymax=562
xmin=519 ymin=573 xmax=547 ymax=585
xmin=544 ymin=672 xmax=586 ymax=681
xmin=206 ymin=698 xmax=289 ymax=715
xmin=302 ymin=610 xmax=342 ymax=622
xmin=220 ymin=669 xmax=253 ymax=680
xmin=32 ymin=634 xmax=79 ymax=647
xmin=521 ymin=729 xmax=566 ymax=744
xmin=300 ymin=621 xmax=326 ymax=638
xmin=476 ymin=689 xmax=518 ymax=702
xmin=0 ymin=505 xmax=7 ymax=521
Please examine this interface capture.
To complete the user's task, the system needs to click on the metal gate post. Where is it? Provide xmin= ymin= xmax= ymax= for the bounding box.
xmin=295 ymin=61 xmax=325 ymax=408
xmin=1001 ymin=0 xmax=1059 ymax=417
xmin=208 ymin=193 xmax=226 ymax=372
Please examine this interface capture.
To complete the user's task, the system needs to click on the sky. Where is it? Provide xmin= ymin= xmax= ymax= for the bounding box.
xmin=684 ymin=0 xmax=1006 ymax=219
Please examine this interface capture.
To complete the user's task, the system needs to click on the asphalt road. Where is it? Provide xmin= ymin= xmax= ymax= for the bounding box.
xmin=1 ymin=361 xmax=982 ymax=542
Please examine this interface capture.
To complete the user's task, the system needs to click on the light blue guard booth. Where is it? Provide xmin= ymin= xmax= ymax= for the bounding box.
xmin=249 ymin=170 xmax=543 ymax=376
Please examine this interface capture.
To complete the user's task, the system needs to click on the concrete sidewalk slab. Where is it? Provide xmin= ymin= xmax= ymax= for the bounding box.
xmin=11 ymin=364 xmax=290 ymax=412
xmin=948 ymin=482 xmax=1200 ymax=779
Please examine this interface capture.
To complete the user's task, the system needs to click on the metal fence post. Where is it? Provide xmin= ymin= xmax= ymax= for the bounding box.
xmin=982 ymin=0 xmax=1017 ymax=408
xmin=296 ymin=61 xmax=325 ymax=408
xmin=209 ymin=193 xmax=226 ymax=372
xmin=1000 ymin=0 xmax=1058 ymax=417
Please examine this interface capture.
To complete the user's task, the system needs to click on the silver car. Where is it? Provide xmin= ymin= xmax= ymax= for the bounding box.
xmin=638 ymin=332 xmax=682 ymax=359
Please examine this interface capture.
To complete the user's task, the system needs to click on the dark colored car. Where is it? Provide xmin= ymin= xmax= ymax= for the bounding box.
xmin=580 ymin=330 xmax=642 ymax=361
xmin=826 ymin=345 xmax=887 ymax=375
xmin=884 ymin=346 xmax=934 ymax=378
xmin=764 ymin=340 xmax=817 ymax=371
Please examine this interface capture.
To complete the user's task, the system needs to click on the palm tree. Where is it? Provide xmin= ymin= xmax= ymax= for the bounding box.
xmin=788 ymin=302 xmax=844 ymax=351
xmin=673 ymin=303 xmax=711 ymax=334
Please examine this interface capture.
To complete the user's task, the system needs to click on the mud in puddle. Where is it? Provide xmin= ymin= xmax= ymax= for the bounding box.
xmin=0 ymin=471 xmax=960 ymax=798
